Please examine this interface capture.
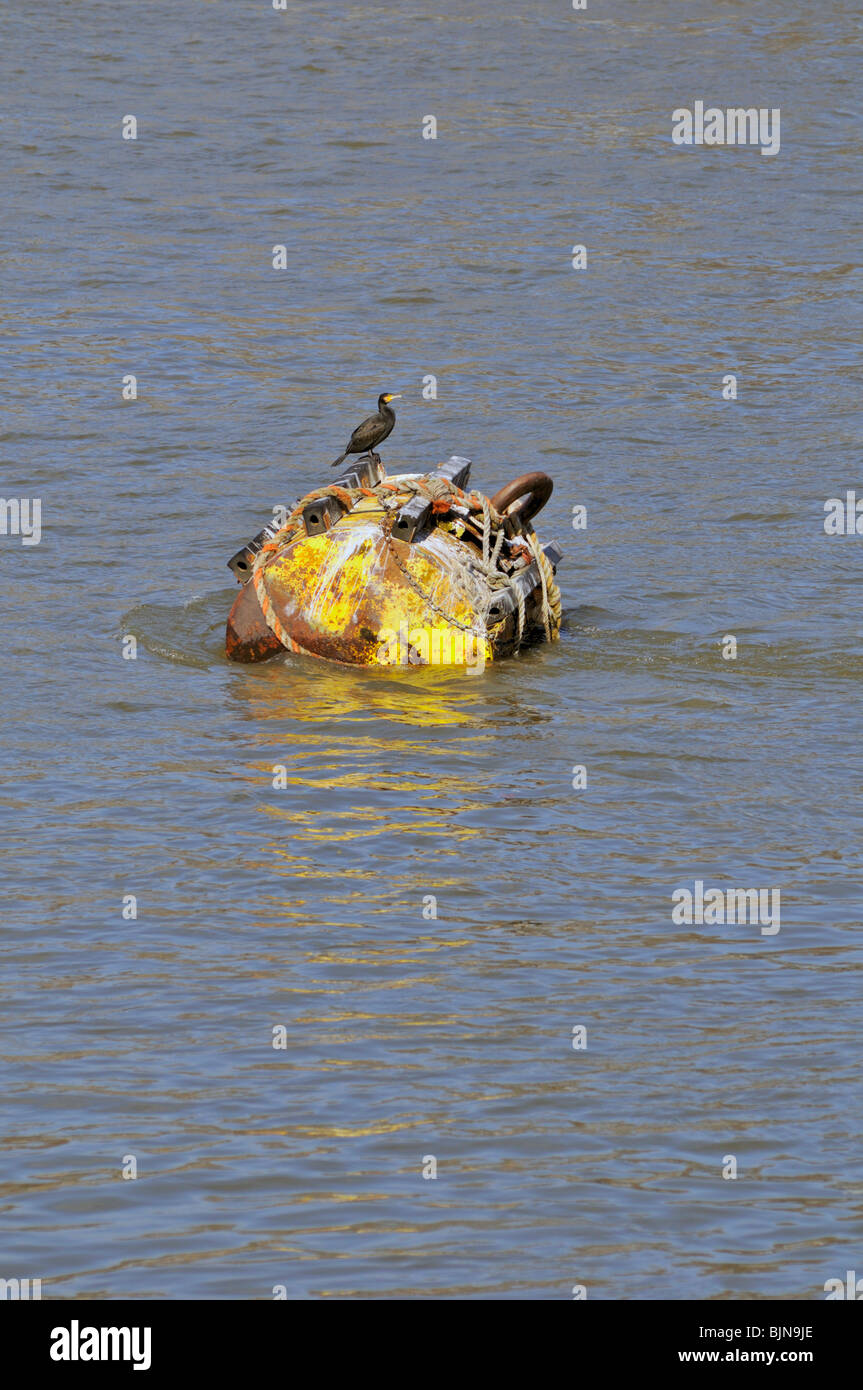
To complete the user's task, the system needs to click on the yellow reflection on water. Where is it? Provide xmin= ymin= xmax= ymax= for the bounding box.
xmin=227 ymin=648 xmax=495 ymax=730
xmin=225 ymin=646 xmax=510 ymax=895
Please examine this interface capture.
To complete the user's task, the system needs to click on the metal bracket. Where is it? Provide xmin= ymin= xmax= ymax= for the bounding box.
xmin=543 ymin=540 xmax=563 ymax=570
xmin=436 ymin=455 xmax=471 ymax=490
xmin=392 ymin=457 xmax=472 ymax=543
xmin=333 ymin=454 xmax=386 ymax=490
xmin=391 ymin=494 xmax=433 ymax=544
xmin=303 ymin=494 xmax=349 ymax=536
xmin=228 ymin=518 xmax=287 ymax=582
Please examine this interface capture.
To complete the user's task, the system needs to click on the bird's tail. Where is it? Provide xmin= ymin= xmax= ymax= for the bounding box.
xmin=331 ymin=451 xmax=348 ymax=469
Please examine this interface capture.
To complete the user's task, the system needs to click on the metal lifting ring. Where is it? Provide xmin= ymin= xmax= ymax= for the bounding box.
xmin=488 ymin=471 xmax=554 ymax=526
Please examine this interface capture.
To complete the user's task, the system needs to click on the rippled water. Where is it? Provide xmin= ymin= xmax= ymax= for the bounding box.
xmin=2 ymin=1 xmax=861 ymax=1298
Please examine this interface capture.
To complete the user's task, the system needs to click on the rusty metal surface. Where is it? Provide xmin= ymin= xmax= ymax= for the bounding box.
xmin=225 ymin=580 xmax=284 ymax=663
xmin=257 ymin=513 xmax=483 ymax=665
xmin=225 ymin=474 xmax=560 ymax=666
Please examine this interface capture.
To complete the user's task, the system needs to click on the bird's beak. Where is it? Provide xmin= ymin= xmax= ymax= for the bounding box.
xmin=385 ymin=393 xmax=402 ymax=402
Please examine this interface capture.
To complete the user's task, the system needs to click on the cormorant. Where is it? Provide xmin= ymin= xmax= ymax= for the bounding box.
xmin=331 ymin=392 xmax=401 ymax=468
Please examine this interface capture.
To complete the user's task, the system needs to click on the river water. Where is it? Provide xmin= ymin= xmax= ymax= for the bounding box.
xmin=2 ymin=0 xmax=861 ymax=1298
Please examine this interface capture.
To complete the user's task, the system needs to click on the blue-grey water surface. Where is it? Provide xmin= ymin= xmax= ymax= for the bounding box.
xmin=1 ymin=0 xmax=861 ymax=1298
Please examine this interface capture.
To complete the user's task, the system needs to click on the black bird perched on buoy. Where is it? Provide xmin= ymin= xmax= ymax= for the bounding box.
xmin=331 ymin=392 xmax=402 ymax=468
